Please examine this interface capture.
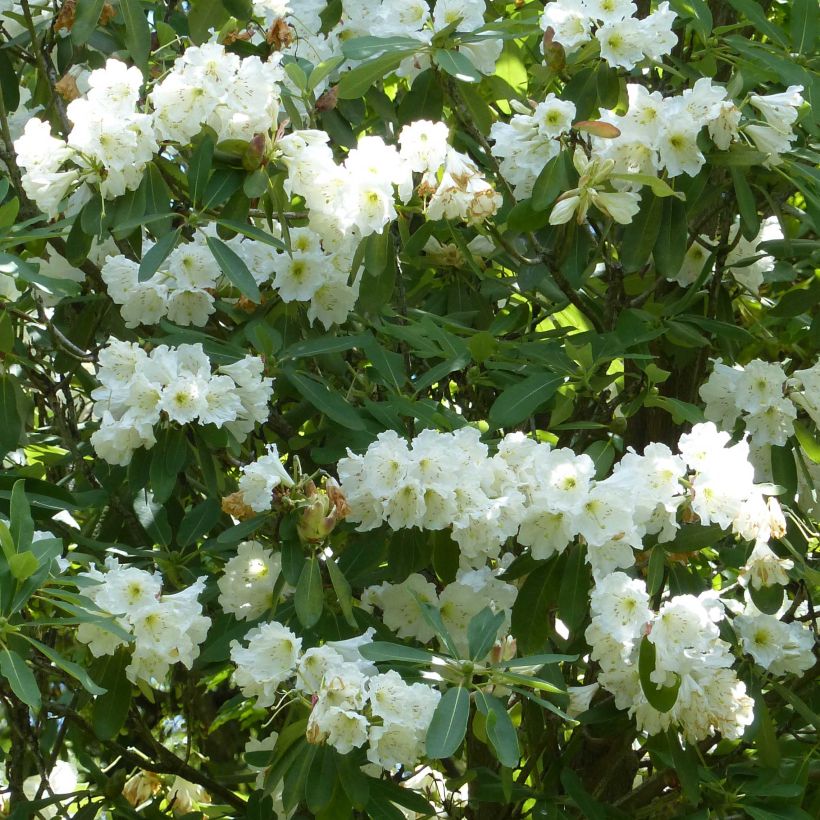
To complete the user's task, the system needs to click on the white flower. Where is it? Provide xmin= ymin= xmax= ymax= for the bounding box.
xmin=238 ymin=445 xmax=294 ymax=512
xmin=230 ymin=620 xmax=302 ymax=707
xmin=218 ymin=541 xmax=284 ymax=621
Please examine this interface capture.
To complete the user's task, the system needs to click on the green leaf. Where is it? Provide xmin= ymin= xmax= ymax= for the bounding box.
xmin=511 ymin=559 xmax=562 ymax=654
xmin=0 ymin=647 xmax=40 ymax=710
xmin=531 ymin=153 xmax=570 ymax=212
xmin=337 ymin=52 xmax=407 ymax=99
xmin=177 ymin=499 xmax=221 ymax=548
xmin=188 ymin=133 xmax=215 ymax=206
xmin=669 ymin=0 xmax=713 ymax=41
xmin=662 ymin=523 xmax=725 ymax=552
xmin=426 ymin=685 xmax=470 ymax=758
xmin=0 ymin=52 xmax=20 ymax=112
xmin=22 ymin=635 xmax=105 ymax=695
xmin=326 ymin=557 xmax=356 ymax=628
xmin=653 ymin=198 xmax=688 ymax=279
xmin=309 ymin=56 xmax=345 ymax=91
xmin=495 ymin=653 xmax=577 ymax=669
xmin=341 ymin=35 xmax=423 ymax=60
xmin=284 ymin=369 xmax=365 ymax=430
xmin=138 ymin=227 xmax=179 ymax=282
xmin=0 ymin=376 xmax=22 ymax=459
xmin=8 ymin=552 xmax=38 ymax=582
xmin=790 ymin=0 xmax=816 ymax=55
xmin=365 ymin=229 xmax=391 ymax=277
xmin=489 ymin=373 xmax=563 ymax=428
xmin=398 ymin=68 xmax=443 ymax=123
xmin=611 ymin=174 xmax=685 ymax=200
xmin=620 ymin=195 xmax=664 ymax=273
xmin=771 ymin=442 xmax=797 ymax=501
xmin=730 ymin=167 xmax=760 ymax=241
xmin=118 ymin=0 xmax=151 ymax=75
xmin=10 ymin=480 xmax=33 ymax=554
xmin=72 ymin=0 xmax=107 ymax=45
xmin=359 ymin=642 xmax=438 ymax=664
xmin=638 ymin=636 xmax=681 ymax=712
xmin=560 ymin=767 xmax=608 ymax=820
xmin=206 ymin=235 xmax=261 ymax=302
xmin=434 ymin=49 xmax=482 ymax=82
xmin=726 ymin=0 xmax=788 ymax=46
xmin=557 ymin=543 xmax=589 ymax=632
xmin=467 ymin=607 xmax=505 ymax=661
xmin=91 ymin=650 xmax=132 ymax=740
xmin=475 ymin=691 xmax=520 ymax=768
xmin=295 ymin=556 xmax=323 ymax=628
xmin=749 ymin=581 xmax=784 ymax=614
xmin=794 ymin=422 xmax=820 ymax=464
xmin=305 ymin=746 xmax=336 ymax=814
xmin=646 ymin=545 xmax=666 ymax=597
xmin=666 ymin=728 xmax=701 ymax=805
xmin=215 ymin=219 xmax=285 ymax=249
xmin=149 ymin=428 xmax=188 ymax=504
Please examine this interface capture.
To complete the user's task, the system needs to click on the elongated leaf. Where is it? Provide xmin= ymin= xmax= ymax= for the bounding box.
xmin=531 ymin=153 xmax=570 ymax=212
xmin=24 ymin=636 xmax=105 ymax=695
xmin=216 ymin=219 xmax=285 ymax=249
xmin=611 ymin=173 xmax=685 ymax=199
xmin=138 ymin=228 xmax=179 ymax=282
xmin=489 ymin=373 xmax=563 ymax=428
xmin=72 ymin=0 xmax=106 ymax=44
xmin=295 ymin=556 xmax=323 ymax=628
xmin=0 ymin=375 xmax=23 ymax=458
xmin=305 ymin=746 xmax=336 ymax=814
xmin=10 ymin=480 xmax=33 ymax=553
xmin=790 ymin=0 xmax=815 ymax=54
xmin=557 ymin=544 xmax=589 ymax=632
xmin=653 ymin=197 xmax=688 ymax=278
xmin=326 ymin=557 xmax=356 ymax=627
xmin=359 ymin=642 xmax=438 ymax=664
xmin=0 ymin=647 xmax=40 ymax=710
xmin=638 ymin=636 xmax=680 ymax=712
xmin=620 ymin=195 xmax=663 ymax=272
xmin=119 ymin=0 xmax=151 ymax=75
xmin=495 ymin=653 xmax=577 ymax=669
xmin=730 ymin=167 xmax=760 ymax=241
xmin=284 ymin=369 xmax=365 ymax=430
xmin=666 ymin=728 xmax=701 ymax=805
xmin=149 ymin=428 xmax=188 ymax=504
xmin=475 ymin=691 xmax=520 ymax=768
xmin=467 ymin=607 xmax=505 ymax=661
xmin=341 ymin=35 xmax=423 ymax=60
xmin=337 ymin=53 xmax=406 ymax=99
xmin=434 ymin=49 xmax=481 ymax=82
xmin=8 ymin=552 xmax=38 ymax=582
xmin=188 ymin=134 xmax=215 ymax=206
xmin=794 ymin=421 xmax=820 ymax=463
xmin=206 ymin=235 xmax=260 ymax=302
xmin=92 ymin=650 xmax=132 ymax=740
xmin=511 ymin=559 xmax=562 ymax=654
xmin=177 ymin=499 xmax=221 ymax=548
xmin=426 ymin=686 xmax=470 ymax=758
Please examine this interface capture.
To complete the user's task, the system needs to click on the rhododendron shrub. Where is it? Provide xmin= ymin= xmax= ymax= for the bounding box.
xmin=0 ymin=0 xmax=816 ymax=818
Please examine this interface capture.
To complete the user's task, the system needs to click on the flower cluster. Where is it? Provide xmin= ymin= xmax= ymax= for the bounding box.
xmin=362 ymin=566 xmax=517 ymax=655
xmin=77 ymin=557 xmax=210 ymax=686
xmin=90 ymin=340 xmax=273 ymax=465
xmin=230 ymin=626 xmax=441 ymax=769
xmin=745 ymin=85 xmax=805 ymax=167
xmin=338 ymin=423 xmax=780 ymax=575
xmin=102 ymin=231 xmax=223 ymax=328
xmin=586 ymin=573 xmax=755 ymax=742
xmin=149 ymin=43 xmax=283 ymax=145
xmin=14 ymin=59 xmax=157 ymax=215
xmin=700 ymin=358 xmax=795 ymax=447
xmin=541 ymin=0 xmax=677 ymax=70
xmin=490 ymin=95 xmax=576 ymax=198
xmin=14 ymin=46 xmax=282 ymax=217
xmin=255 ymin=226 xmax=363 ymax=328
xmin=236 ymin=446 xmax=294 ymax=513
xmin=217 ymin=540 xmax=290 ymax=621
xmin=733 ymin=603 xmax=814 ymax=676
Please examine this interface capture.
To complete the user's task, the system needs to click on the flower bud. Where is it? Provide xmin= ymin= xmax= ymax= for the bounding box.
xmin=123 ymin=771 xmax=162 ymax=807
xmin=242 ymin=133 xmax=268 ymax=171
xmin=222 ymin=491 xmax=255 ymax=521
